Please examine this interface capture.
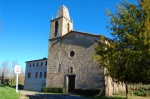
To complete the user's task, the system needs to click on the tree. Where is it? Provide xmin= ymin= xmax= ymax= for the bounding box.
xmin=0 ymin=60 xmax=25 ymax=86
xmin=94 ymin=0 xmax=150 ymax=98
xmin=0 ymin=60 xmax=11 ymax=79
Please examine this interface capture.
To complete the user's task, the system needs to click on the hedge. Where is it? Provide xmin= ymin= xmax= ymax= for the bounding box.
xmin=75 ymin=89 xmax=104 ymax=96
xmin=42 ymin=87 xmax=65 ymax=93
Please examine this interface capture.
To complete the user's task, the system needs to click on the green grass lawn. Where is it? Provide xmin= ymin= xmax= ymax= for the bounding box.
xmin=94 ymin=96 xmax=126 ymax=99
xmin=0 ymin=84 xmax=20 ymax=99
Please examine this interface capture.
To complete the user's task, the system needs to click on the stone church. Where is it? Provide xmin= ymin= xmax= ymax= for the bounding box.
xmin=24 ymin=5 xmax=125 ymax=96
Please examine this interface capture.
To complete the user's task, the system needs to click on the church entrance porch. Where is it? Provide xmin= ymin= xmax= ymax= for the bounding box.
xmin=67 ymin=75 xmax=75 ymax=92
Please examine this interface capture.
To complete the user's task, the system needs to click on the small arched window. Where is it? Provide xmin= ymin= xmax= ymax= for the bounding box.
xmin=58 ymin=63 xmax=61 ymax=72
xmin=69 ymin=67 xmax=73 ymax=74
xmin=67 ymin=23 xmax=70 ymax=32
xmin=55 ymin=21 xmax=58 ymax=37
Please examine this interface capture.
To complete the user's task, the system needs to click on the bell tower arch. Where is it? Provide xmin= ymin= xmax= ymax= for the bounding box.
xmin=49 ymin=5 xmax=73 ymax=39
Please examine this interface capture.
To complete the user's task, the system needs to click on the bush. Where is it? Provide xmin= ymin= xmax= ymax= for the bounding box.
xmin=75 ymin=89 xmax=104 ymax=96
xmin=134 ymin=88 xmax=148 ymax=96
xmin=139 ymin=89 xmax=145 ymax=94
xmin=134 ymin=90 xmax=144 ymax=96
xmin=42 ymin=87 xmax=65 ymax=93
xmin=12 ymin=84 xmax=24 ymax=90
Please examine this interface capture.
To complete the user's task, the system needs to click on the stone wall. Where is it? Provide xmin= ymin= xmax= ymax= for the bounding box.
xmin=47 ymin=31 xmax=105 ymax=92
xmin=104 ymin=68 xmax=126 ymax=96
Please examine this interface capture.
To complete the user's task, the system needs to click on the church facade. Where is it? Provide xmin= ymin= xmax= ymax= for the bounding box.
xmin=24 ymin=5 xmax=125 ymax=96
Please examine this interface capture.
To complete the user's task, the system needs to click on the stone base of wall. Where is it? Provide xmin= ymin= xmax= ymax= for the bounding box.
xmin=75 ymin=89 xmax=104 ymax=96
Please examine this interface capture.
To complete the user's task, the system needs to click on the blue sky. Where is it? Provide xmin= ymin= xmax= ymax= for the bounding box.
xmin=0 ymin=0 xmax=136 ymax=71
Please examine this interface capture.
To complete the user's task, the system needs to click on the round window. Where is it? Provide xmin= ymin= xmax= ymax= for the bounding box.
xmin=70 ymin=51 xmax=75 ymax=57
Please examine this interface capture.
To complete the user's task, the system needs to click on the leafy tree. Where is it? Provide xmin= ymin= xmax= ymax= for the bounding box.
xmin=0 ymin=60 xmax=25 ymax=86
xmin=94 ymin=0 xmax=150 ymax=98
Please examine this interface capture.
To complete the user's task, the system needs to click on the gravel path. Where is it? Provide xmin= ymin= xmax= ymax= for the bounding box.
xmin=19 ymin=90 xmax=93 ymax=99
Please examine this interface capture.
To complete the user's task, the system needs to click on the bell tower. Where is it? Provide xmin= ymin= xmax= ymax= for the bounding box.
xmin=50 ymin=5 xmax=73 ymax=39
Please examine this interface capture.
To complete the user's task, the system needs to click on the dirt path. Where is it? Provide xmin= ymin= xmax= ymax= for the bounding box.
xmin=19 ymin=90 xmax=93 ymax=99
xmin=20 ymin=90 xmax=150 ymax=99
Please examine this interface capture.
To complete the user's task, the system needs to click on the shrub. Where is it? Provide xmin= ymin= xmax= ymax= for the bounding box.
xmin=12 ymin=84 xmax=24 ymax=90
xmin=133 ymin=88 xmax=150 ymax=96
xmin=139 ymin=89 xmax=145 ymax=94
xmin=53 ymin=88 xmax=58 ymax=93
xmin=134 ymin=90 xmax=144 ymax=96
xmin=42 ymin=87 xmax=65 ymax=93
xmin=75 ymin=89 xmax=104 ymax=96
